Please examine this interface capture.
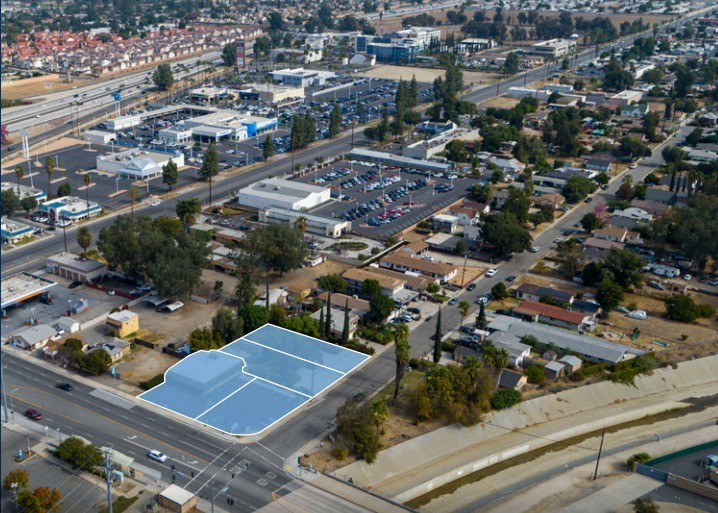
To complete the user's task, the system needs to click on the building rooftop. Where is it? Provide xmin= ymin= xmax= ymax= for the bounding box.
xmin=107 ymin=310 xmax=138 ymax=323
xmin=342 ymin=267 xmax=406 ymax=290
xmin=243 ymin=178 xmax=328 ymax=199
xmin=380 ymin=252 xmax=457 ymax=277
xmin=1 ymin=272 xmax=57 ymax=309
xmin=514 ymin=300 xmax=587 ymax=326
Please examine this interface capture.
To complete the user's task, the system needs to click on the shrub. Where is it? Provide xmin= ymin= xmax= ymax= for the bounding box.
xmin=140 ymin=374 xmax=165 ymax=390
xmin=490 ymin=389 xmax=522 ymax=410
xmin=525 ymin=365 xmax=545 ymax=384
xmin=626 ymin=452 xmax=651 ymax=468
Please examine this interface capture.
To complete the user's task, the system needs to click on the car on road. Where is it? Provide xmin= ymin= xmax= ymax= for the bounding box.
xmin=424 ymin=314 xmax=433 ymax=322
xmin=485 ymin=268 xmax=497 ymax=278
xmin=25 ymin=409 xmax=43 ymax=421
xmin=448 ymin=297 xmax=459 ymax=306
xmin=584 ymin=197 xmax=594 ymax=203
xmin=148 ymin=450 xmax=168 ymax=463
xmin=150 ymin=200 xmax=161 ymax=207
xmin=629 ymin=164 xmax=638 ymax=169
xmin=466 ymin=283 xmax=477 ymax=291
xmin=506 ymin=275 xmax=516 ymax=282
xmin=56 ymin=383 xmax=73 ymax=392
xmin=476 ymin=296 xmax=490 ymax=304
xmin=529 ymin=246 xmax=540 ymax=253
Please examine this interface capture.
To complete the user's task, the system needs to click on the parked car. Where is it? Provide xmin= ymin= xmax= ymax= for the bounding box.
xmin=25 ymin=409 xmax=43 ymax=421
xmin=485 ymin=269 xmax=497 ymax=277
xmin=466 ymin=283 xmax=477 ymax=291
xmin=448 ymin=297 xmax=459 ymax=306
xmin=476 ymin=296 xmax=490 ymax=304
xmin=529 ymin=246 xmax=540 ymax=253
xmin=505 ymin=275 xmax=516 ymax=282
xmin=628 ymin=310 xmax=647 ymax=320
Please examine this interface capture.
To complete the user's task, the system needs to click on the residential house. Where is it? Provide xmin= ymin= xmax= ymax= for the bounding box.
xmin=593 ymin=227 xmax=627 ymax=243
xmin=106 ymin=310 xmax=139 ymax=338
xmin=490 ymin=331 xmax=532 ymax=367
xmin=342 ymin=267 xmax=406 ymax=297
xmin=379 ymin=253 xmax=458 ymax=283
xmin=698 ymin=112 xmax=718 ymax=127
xmin=431 ymin=214 xmax=460 ymax=234
xmin=447 ymin=206 xmax=481 ymax=226
xmin=88 ymin=338 xmax=131 ymax=362
xmin=496 ymin=369 xmax=528 ymax=390
xmin=644 ymin=187 xmax=678 ymax=205
xmin=611 ymin=206 xmax=654 ymax=222
xmin=254 ymin=288 xmax=289 ymax=307
xmin=571 ymin=300 xmax=602 ymax=316
xmin=583 ymin=156 xmax=614 ymax=173
xmin=582 ymin=237 xmax=626 ymax=260
xmin=516 ymin=283 xmax=574 ymax=305
xmin=310 ymin=307 xmax=359 ymax=338
xmin=621 ymin=103 xmax=650 ymax=118
xmin=317 ymin=292 xmax=371 ymax=319
xmin=543 ymin=349 xmax=558 ymax=361
xmin=529 ymin=193 xmax=565 ymax=209
xmin=492 ymin=189 xmax=511 ymax=208
xmin=514 ymin=300 xmax=594 ymax=331
xmin=559 ymin=355 xmax=582 ymax=374
xmin=370 ymin=266 xmax=433 ymax=293
xmin=461 ymin=200 xmax=491 ymax=216
xmin=400 ymin=240 xmax=429 ymax=256
xmin=630 ymin=199 xmax=671 ymax=218
xmin=607 ymin=90 xmax=643 ymax=107
xmin=12 ymin=324 xmax=56 ymax=350
xmin=488 ymin=156 xmax=526 ymax=178
xmin=605 ymin=215 xmax=641 ymax=231
xmin=425 ymin=232 xmax=466 ymax=253
xmin=453 ymin=345 xmax=482 ymax=364
xmin=544 ymin=360 xmax=566 ymax=380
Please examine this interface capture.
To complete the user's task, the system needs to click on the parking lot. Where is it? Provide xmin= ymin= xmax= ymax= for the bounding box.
xmin=296 ymin=160 xmax=477 ymax=238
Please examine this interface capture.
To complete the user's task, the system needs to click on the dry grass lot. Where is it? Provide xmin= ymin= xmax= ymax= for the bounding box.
xmin=357 ymin=64 xmax=499 ymax=85
xmin=0 ymin=74 xmax=100 ymax=100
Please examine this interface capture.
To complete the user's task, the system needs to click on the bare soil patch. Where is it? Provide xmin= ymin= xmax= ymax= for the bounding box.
xmin=357 ymin=64 xmax=499 ymax=85
xmin=1 ymin=74 xmax=98 ymax=100
xmin=480 ymin=96 xmax=522 ymax=109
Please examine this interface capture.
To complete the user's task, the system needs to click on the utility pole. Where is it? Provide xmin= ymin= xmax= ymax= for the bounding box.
xmin=593 ymin=428 xmax=606 ymax=480
xmin=104 ymin=449 xmax=114 ymax=513
xmin=0 ymin=354 xmax=9 ymax=424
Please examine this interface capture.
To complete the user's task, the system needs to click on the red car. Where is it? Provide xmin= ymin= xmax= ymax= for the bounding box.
xmin=25 ymin=409 xmax=43 ymax=421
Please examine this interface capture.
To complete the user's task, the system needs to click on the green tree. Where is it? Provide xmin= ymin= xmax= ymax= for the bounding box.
xmin=525 ymin=365 xmax=545 ymax=384
xmin=318 ymin=273 xmax=348 ymax=294
xmin=490 ymin=388 xmax=522 ymax=409
xmin=152 ymin=63 xmax=174 ymax=91
xmin=433 ymin=306 xmax=442 ymax=363
xmin=3 ymin=468 xmax=30 ymax=491
xmin=504 ymin=51 xmax=520 ymax=74
xmin=342 ymin=299 xmax=350 ymax=343
xmin=368 ymin=399 xmax=389 ymax=434
xmin=502 ymin=187 xmax=531 ymax=225
xmin=56 ymin=436 xmax=103 ymax=471
xmin=212 ymin=307 xmax=244 ymax=345
xmin=162 ymin=159 xmax=179 ymax=191
xmin=76 ymin=349 xmax=111 ymax=374
xmin=21 ymin=196 xmax=38 ymax=214
xmin=596 ymin=277 xmax=625 ymax=312
xmin=1 ymin=189 xmax=20 ymax=217
xmin=199 ymin=142 xmax=219 ymax=206
xmin=329 ymin=102 xmax=342 ymax=138
xmin=361 ymin=278 xmax=381 ymax=297
xmin=581 ymin=212 xmax=602 ymax=231
xmin=189 ymin=327 xmax=221 ymax=351
xmin=627 ymin=452 xmax=652 ymax=468
xmin=664 ymin=293 xmax=701 ymax=322
xmin=234 ymin=254 xmax=259 ymax=310
xmin=44 ymin=156 xmax=56 ymax=199
xmin=14 ymin=165 xmax=24 ymax=196
xmin=75 ymin=225 xmax=93 ymax=259
xmin=582 ymin=261 xmax=605 ymax=287
xmin=240 ymin=304 xmax=270 ymax=333
xmin=604 ymin=247 xmax=645 ymax=288
xmin=221 ymin=42 xmax=237 ymax=68
xmin=471 ymin=183 xmax=494 ymax=203
xmin=491 ymin=282 xmax=508 ymax=300
xmin=369 ymin=294 xmax=394 ymax=323
xmin=458 ymin=300 xmax=470 ymax=327
xmin=562 ymin=175 xmax=597 ymax=203
xmin=476 ymin=302 xmax=487 ymax=329
xmin=175 ymin=198 xmax=201 ymax=228
xmin=335 ymin=399 xmax=382 ymax=463
xmin=263 ymin=134 xmax=274 ymax=159
xmin=392 ymin=324 xmax=411 ymax=405
xmin=481 ymin=213 xmax=532 ymax=256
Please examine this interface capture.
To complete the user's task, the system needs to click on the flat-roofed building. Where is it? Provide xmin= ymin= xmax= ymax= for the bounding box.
xmin=271 ymin=68 xmax=336 ymax=87
xmin=238 ymin=178 xmax=330 ymax=211
xmin=1 ymin=272 xmax=57 ymax=310
xmin=607 ymin=90 xmax=644 ymax=107
xmin=1 ymin=182 xmax=47 ymax=203
xmin=529 ymin=39 xmax=576 ymax=58
xmin=39 ymin=196 xmax=101 ymax=222
xmin=182 ymin=110 xmax=277 ymax=142
xmin=96 ymin=148 xmax=185 ymax=179
xmin=237 ymin=83 xmax=305 ymax=106
xmin=106 ymin=310 xmax=139 ymax=338
xmin=379 ymin=253 xmax=458 ymax=282
xmin=1 ymin=218 xmax=34 ymax=244
xmin=258 ymin=207 xmax=350 ymax=238
xmin=46 ymin=252 xmax=106 ymax=282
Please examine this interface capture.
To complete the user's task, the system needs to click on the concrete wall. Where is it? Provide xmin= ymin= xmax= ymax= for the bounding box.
xmin=333 ymin=355 xmax=718 ymax=502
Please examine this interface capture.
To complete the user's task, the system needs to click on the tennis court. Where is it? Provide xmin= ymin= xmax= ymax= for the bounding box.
xmin=139 ymin=324 xmax=370 ymax=436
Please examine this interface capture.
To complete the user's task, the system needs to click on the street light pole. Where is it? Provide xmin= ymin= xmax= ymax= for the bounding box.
xmin=9 ymin=388 xmax=18 ymax=424
xmin=0 ymin=358 xmax=10 ymax=424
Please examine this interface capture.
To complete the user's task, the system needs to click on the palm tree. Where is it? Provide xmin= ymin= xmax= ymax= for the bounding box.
xmin=14 ymin=165 xmax=24 ymax=196
xmin=369 ymin=400 xmax=389 ymax=435
xmin=44 ymin=156 xmax=55 ymax=199
xmin=295 ymin=216 xmax=307 ymax=235
xmin=128 ymin=187 xmax=139 ymax=217
xmin=392 ymin=323 xmax=411 ymax=405
xmin=295 ymin=288 xmax=308 ymax=314
xmin=458 ymin=300 xmax=470 ymax=329
xmin=83 ymin=173 xmax=91 ymax=218
xmin=76 ymin=225 xmax=93 ymax=259
xmin=176 ymin=198 xmax=201 ymax=229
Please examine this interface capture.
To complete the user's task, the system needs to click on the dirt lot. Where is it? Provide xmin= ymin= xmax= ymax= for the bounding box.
xmin=0 ymin=74 xmax=100 ymax=100
xmin=480 ymin=96 xmax=522 ymax=109
xmin=357 ymin=64 xmax=499 ymax=85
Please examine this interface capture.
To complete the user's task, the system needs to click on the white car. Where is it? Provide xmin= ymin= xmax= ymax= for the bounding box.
xmin=529 ymin=246 xmax=540 ymax=253
xmin=629 ymin=164 xmax=638 ymax=169
xmin=151 ymin=200 xmax=161 ymax=207
xmin=627 ymin=310 xmax=647 ymax=320
xmin=485 ymin=269 xmax=497 ymax=277
xmin=148 ymin=450 xmax=168 ymax=463
xmin=683 ymin=274 xmax=692 ymax=281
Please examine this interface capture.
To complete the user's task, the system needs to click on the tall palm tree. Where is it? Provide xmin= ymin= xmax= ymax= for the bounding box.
xmin=14 ymin=165 xmax=24 ymax=196
xmin=44 ymin=156 xmax=55 ymax=199
xmin=458 ymin=300 xmax=470 ymax=329
xmin=392 ymin=323 xmax=411 ymax=405
xmin=83 ymin=173 xmax=91 ymax=218
xmin=76 ymin=225 xmax=93 ymax=259
xmin=369 ymin=400 xmax=389 ymax=435
xmin=295 ymin=216 xmax=307 ymax=235
xmin=128 ymin=187 xmax=139 ymax=217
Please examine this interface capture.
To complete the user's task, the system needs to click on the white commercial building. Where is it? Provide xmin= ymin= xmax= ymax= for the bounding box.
xmin=38 ymin=196 xmax=101 ymax=222
xmin=83 ymin=130 xmax=116 ymax=144
xmin=182 ymin=111 xmax=277 ymax=143
xmin=1 ymin=182 xmax=47 ymax=203
xmin=157 ymin=127 xmax=193 ymax=145
xmin=106 ymin=114 xmax=142 ymax=131
xmin=271 ymin=68 xmax=337 ymax=87
xmin=96 ymin=148 xmax=184 ymax=179
xmin=238 ymin=178 xmax=330 ymax=211
xmin=258 ymin=207 xmax=351 ymax=238
xmin=529 ymin=39 xmax=576 ymax=58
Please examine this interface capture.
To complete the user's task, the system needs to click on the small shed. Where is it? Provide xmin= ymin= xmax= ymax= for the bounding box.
xmin=497 ymin=369 xmax=528 ymax=391
xmin=559 ymin=355 xmax=582 ymax=374
xmin=56 ymin=316 xmax=81 ymax=334
xmin=158 ymin=484 xmax=197 ymax=513
xmin=545 ymin=360 xmax=566 ymax=380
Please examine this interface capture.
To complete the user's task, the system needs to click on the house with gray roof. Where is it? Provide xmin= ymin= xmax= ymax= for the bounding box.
xmin=12 ymin=324 xmax=56 ymax=350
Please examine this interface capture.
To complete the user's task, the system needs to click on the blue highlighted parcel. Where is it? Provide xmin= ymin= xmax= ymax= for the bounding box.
xmin=139 ymin=324 xmax=370 ymax=436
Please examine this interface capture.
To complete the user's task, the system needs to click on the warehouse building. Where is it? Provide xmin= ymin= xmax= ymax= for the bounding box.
xmin=238 ymin=178 xmax=331 ymax=211
xmin=96 ymin=148 xmax=185 ymax=179
xmin=528 ymin=39 xmax=576 ymax=58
